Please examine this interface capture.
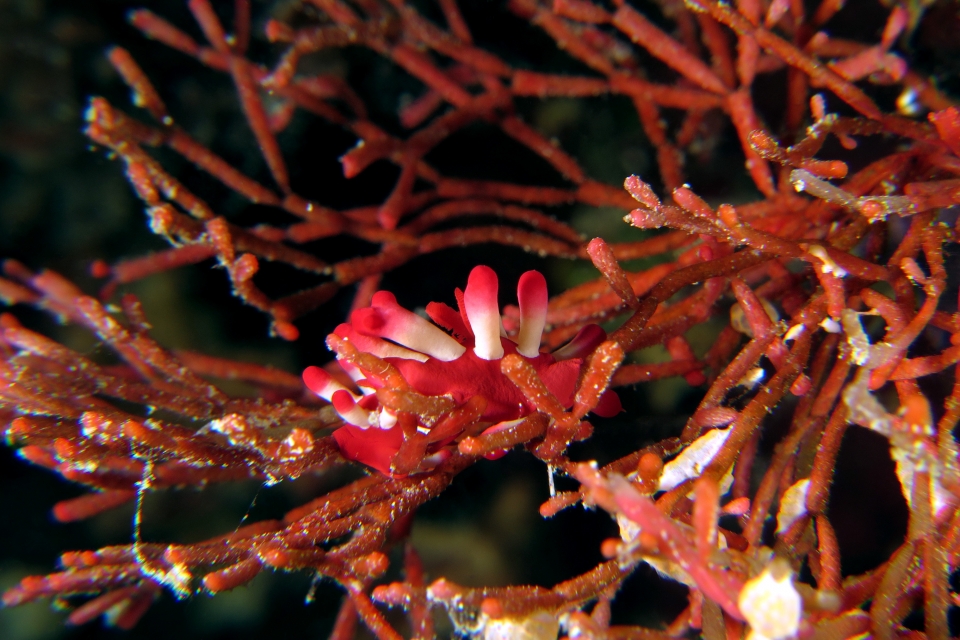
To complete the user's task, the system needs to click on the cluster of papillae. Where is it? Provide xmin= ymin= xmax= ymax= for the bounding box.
xmin=303 ymin=265 xmax=620 ymax=475
xmin=3 ymin=0 xmax=960 ymax=638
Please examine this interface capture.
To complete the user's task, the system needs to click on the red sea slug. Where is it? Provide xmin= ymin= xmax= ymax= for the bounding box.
xmin=303 ymin=265 xmax=621 ymax=475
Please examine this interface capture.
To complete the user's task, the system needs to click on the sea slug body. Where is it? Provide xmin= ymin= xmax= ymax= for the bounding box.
xmin=303 ymin=265 xmax=621 ymax=475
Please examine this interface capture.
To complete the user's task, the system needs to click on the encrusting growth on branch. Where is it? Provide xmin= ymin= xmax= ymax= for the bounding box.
xmin=2 ymin=0 xmax=960 ymax=637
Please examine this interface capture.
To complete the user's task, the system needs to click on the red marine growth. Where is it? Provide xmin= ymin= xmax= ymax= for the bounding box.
xmin=303 ymin=266 xmax=621 ymax=475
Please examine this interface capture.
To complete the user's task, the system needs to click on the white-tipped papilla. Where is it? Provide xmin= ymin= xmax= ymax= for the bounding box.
xmin=464 ymin=266 xmax=505 ymax=360
xmin=515 ymin=270 xmax=548 ymax=358
xmin=331 ymin=390 xmax=376 ymax=429
xmin=479 ymin=417 xmax=525 ymax=437
xmin=377 ymin=408 xmax=398 ymax=430
xmin=334 ymin=323 xmax=429 ymax=363
xmin=354 ymin=292 xmax=466 ymax=362
xmin=302 ymin=365 xmax=355 ymax=403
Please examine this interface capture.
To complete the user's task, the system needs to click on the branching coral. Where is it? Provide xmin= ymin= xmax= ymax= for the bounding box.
xmin=2 ymin=0 xmax=960 ymax=638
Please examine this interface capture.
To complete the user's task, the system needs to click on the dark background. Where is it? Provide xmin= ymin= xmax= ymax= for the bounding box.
xmin=2 ymin=0 xmax=956 ymax=636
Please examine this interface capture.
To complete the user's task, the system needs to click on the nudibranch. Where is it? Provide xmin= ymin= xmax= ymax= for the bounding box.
xmin=303 ymin=265 xmax=621 ymax=475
